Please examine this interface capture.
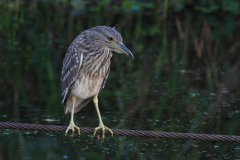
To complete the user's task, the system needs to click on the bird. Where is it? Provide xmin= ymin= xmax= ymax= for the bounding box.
xmin=61 ymin=26 xmax=134 ymax=139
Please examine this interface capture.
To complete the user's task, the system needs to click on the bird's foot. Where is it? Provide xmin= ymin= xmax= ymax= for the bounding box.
xmin=93 ymin=123 xmax=113 ymax=140
xmin=65 ymin=122 xmax=80 ymax=137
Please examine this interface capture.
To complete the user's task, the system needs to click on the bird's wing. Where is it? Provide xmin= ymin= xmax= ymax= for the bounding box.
xmin=61 ymin=48 xmax=83 ymax=104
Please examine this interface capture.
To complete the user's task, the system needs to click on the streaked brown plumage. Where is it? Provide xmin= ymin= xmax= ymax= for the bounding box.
xmin=61 ymin=26 xmax=134 ymax=139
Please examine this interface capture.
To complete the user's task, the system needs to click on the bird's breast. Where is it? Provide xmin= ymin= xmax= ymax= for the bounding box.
xmin=70 ymin=49 xmax=112 ymax=100
xmin=71 ymin=74 xmax=104 ymax=100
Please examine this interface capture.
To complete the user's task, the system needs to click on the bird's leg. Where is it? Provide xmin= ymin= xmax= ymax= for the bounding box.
xmin=65 ymin=96 xmax=80 ymax=137
xmin=93 ymin=94 xmax=113 ymax=140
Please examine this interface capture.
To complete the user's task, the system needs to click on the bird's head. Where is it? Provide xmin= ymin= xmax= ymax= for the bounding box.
xmin=87 ymin=26 xmax=134 ymax=59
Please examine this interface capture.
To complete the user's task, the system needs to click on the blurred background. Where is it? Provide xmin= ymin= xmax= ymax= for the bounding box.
xmin=0 ymin=0 xmax=240 ymax=159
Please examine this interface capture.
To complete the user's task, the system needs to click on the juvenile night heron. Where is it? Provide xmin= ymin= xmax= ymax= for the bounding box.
xmin=61 ymin=26 xmax=134 ymax=139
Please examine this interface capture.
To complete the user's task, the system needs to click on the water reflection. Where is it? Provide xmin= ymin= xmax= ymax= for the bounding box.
xmin=1 ymin=64 xmax=240 ymax=159
xmin=1 ymin=129 xmax=240 ymax=159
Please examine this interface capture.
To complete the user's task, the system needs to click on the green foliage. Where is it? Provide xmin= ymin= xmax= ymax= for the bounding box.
xmin=194 ymin=1 xmax=219 ymax=13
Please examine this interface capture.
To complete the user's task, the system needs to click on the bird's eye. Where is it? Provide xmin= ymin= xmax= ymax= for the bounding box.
xmin=108 ymin=37 xmax=113 ymax=41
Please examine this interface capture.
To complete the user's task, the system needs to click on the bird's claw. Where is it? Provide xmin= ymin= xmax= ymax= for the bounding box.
xmin=65 ymin=122 xmax=80 ymax=137
xmin=93 ymin=124 xmax=113 ymax=140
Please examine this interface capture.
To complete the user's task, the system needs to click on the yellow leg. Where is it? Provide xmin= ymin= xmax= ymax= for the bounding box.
xmin=93 ymin=94 xmax=113 ymax=140
xmin=65 ymin=96 xmax=80 ymax=137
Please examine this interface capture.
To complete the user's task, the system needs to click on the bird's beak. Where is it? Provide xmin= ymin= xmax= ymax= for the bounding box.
xmin=115 ymin=42 xmax=134 ymax=59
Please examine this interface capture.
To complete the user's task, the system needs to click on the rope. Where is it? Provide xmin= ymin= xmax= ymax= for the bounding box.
xmin=0 ymin=122 xmax=239 ymax=142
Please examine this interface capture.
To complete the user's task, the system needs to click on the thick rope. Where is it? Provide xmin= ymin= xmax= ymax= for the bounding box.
xmin=0 ymin=122 xmax=239 ymax=142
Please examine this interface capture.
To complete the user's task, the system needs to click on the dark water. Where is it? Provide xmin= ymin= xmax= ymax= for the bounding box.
xmin=1 ymin=1 xmax=240 ymax=159
xmin=1 ymin=66 xmax=240 ymax=159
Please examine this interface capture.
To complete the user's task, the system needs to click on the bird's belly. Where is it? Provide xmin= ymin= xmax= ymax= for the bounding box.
xmin=71 ymin=75 xmax=104 ymax=100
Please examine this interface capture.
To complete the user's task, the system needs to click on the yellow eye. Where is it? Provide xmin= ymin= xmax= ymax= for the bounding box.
xmin=108 ymin=37 xmax=113 ymax=41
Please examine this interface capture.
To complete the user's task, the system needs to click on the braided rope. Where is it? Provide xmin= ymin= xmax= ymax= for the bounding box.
xmin=0 ymin=122 xmax=239 ymax=142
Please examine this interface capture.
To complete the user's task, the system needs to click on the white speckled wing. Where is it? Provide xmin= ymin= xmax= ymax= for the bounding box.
xmin=61 ymin=47 xmax=83 ymax=104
